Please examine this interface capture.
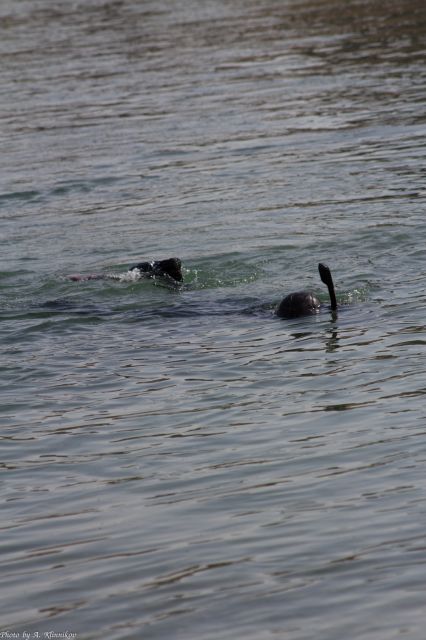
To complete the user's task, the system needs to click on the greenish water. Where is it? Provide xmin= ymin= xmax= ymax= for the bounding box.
xmin=1 ymin=0 xmax=426 ymax=638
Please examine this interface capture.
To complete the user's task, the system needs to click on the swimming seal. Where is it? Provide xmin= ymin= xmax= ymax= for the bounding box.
xmin=129 ymin=257 xmax=183 ymax=282
xmin=67 ymin=257 xmax=183 ymax=283
xmin=276 ymin=263 xmax=337 ymax=318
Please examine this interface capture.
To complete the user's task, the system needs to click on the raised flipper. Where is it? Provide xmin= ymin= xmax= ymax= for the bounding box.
xmin=318 ymin=263 xmax=337 ymax=311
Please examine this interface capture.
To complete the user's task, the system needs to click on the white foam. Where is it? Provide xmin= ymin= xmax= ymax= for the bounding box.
xmin=117 ymin=269 xmax=144 ymax=283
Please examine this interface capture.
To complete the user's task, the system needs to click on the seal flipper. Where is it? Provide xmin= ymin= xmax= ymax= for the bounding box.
xmin=318 ymin=263 xmax=337 ymax=311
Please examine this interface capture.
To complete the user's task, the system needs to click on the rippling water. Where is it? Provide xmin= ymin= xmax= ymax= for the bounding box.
xmin=1 ymin=0 xmax=426 ymax=638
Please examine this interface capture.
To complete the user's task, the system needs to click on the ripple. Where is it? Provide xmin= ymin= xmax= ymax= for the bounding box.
xmin=2 ymin=0 xmax=426 ymax=638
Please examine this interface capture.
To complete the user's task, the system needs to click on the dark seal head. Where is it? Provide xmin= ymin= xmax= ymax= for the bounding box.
xmin=276 ymin=263 xmax=337 ymax=319
xmin=129 ymin=257 xmax=183 ymax=282
xmin=276 ymin=291 xmax=320 ymax=318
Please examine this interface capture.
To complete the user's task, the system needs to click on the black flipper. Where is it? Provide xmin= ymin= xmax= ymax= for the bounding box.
xmin=318 ymin=263 xmax=337 ymax=311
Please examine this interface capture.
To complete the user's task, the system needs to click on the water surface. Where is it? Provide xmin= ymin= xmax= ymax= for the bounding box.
xmin=1 ymin=0 xmax=426 ymax=638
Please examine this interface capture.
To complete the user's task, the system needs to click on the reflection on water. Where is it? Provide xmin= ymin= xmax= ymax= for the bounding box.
xmin=324 ymin=327 xmax=339 ymax=353
xmin=1 ymin=0 xmax=426 ymax=638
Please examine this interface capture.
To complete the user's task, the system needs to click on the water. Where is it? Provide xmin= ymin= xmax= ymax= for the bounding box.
xmin=1 ymin=0 xmax=426 ymax=638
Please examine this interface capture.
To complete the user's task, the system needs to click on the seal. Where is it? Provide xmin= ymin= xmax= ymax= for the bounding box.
xmin=67 ymin=257 xmax=183 ymax=283
xmin=129 ymin=257 xmax=183 ymax=282
xmin=276 ymin=263 xmax=337 ymax=318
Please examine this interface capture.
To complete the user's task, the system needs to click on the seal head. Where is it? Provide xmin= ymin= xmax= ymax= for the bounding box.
xmin=130 ymin=257 xmax=183 ymax=282
xmin=276 ymin=291 xmax=321 ymax=318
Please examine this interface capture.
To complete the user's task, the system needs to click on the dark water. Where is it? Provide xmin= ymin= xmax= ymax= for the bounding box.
xmin=1 ymin=0 xmax=426 ymax=638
